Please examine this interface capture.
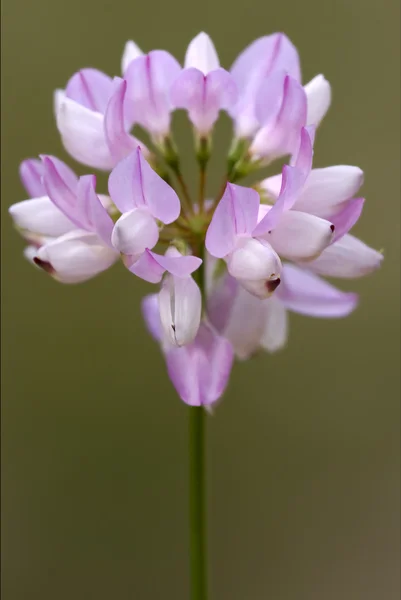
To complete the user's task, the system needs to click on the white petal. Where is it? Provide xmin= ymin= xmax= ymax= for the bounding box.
xmin=36 ymin=230 xmax=118 ymax=283
xmin=56 ymin=97 xmax=114 ymax=170
xmin=264 ymin=210 xmax=334 ymax=261
xmin=53 ymin=88 xmax=65 ymax=120
xmin=159 ymin=275 xmax=201 ymax=347
xmin=304 ymin=74 xmax=331 ymax=127
xmin=293 ymin=166 xmax=364 ymax=217
xmin=228 ymin=238 xmax=281 ymax=280
xmin=260 ymin=295 xmax=288 ymax=353
xmin=121 ymin=40 xmax=143 ymax=74
xmin=111 ymin=208 xmax=159 ymax=256
xmin=227 ymin=238 xmax=282 ymax=299
xmin=305 ymin=234 xmax=384 ymax=278
xmin=223 ymin=283 xmax=267 ymax=360
xmin=9 ymin=197 xmax=75 ymax=237
xmin=185 ymin=32 xmax=220 ymax=74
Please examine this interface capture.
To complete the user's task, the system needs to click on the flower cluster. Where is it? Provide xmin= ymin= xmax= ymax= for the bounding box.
xmin=10 ymin=32 xmax=383 ymax=406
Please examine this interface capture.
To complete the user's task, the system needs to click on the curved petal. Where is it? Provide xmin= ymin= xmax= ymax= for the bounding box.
xmin=330 ymin=197 xmax=365 ymax=242
xmin=304 ymin=74 xmax=331 ymax=127
xmin=260 ymin=295 xmax=288 ymax=352
xmin=41 ymin=155 xmax=84 ymax=228
xmin=35 ymin=230 xmax=117 ymax=284
xmin=125 ymin=50 xmax=181 ymax=136
xmin=264 ymin=210 xmax=334 ymax=261
xmin=65 ymin=68 xmax=113 ymax=114
xmin=108 ymin=147 xmax=180 ymax=223
xmin=77 ymin=175 xmax=114 ymax=246
xmin=148 ymin=250 xmax=202 ymax=277
xmin=185 ymin=32 xmax=220 ymax=74
xmin=19 ymin=159 xmax=45 ymax=198
xmin=278 ymin=264 xmax=358 ymax=317
xmin=292 ymin=166 xmax=365 ymax=217
xmin=230 ymin=33 xmax=301 ymax=137
xmin=205 ymin=183 xmax=260 ymax=258
xmin=165 ymin=322 xmax=234 ymax=406
xmin=254 ymin=70 xmax=287 ymax=126
xmin=210 ymin=274 xmax=268 ymax=360
xmin=104 ymin=78 xmax=139 ymax=162
xmin=250 ymin=75 xmax=307 ymax=159
xmin=56 ymin=95 xmax=114 ymax=170
xmin=141 ymin=293 xmax=162 ymax=341
xmin=9 ymin=196 xmax=75 ymax=238
xmin=121 ymin=40 xmax=143 ymax=75
xmin=304 ymin=234 xmax=384 ymax=278
xmin=111 ymin=208 xmax=159 ymax=256
xmin=171 ymin=67 xmax=237 ymax=134
xmin=227 ymin=238 xmax=282 ymax=299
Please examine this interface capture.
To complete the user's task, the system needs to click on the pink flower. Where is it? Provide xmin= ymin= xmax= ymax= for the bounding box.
xmin=171 ymin=33 xmax=238 ymax=136
xmin=9 ymin=31 xmax=383 ymax=406
xmin=55 ymin=70 xmax=144 ymax=170
xmin=142 ymin=294 xmax=233 ymax=406
xmin=10 ymin=156 xmax=119 ymax=283
xmin=208 ymin=263 xmax=360 ymax=359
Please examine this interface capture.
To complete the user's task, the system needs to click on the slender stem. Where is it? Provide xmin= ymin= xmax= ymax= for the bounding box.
xmin=198 ymin=166 xmax=206 ymax=214
xmin=189 ymin=406 xmax=207 ymax=600
xmin=188 ymin=243 xmax=207 ymax=600
xmin=175 ymin=170 xmax=194 ymax=215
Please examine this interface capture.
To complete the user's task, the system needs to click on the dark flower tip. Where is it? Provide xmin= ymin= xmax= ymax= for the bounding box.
xmin=33 ymin=257 xmax=55 ymax=275
xmin=266 ymin=278 xmax=281 ymax=293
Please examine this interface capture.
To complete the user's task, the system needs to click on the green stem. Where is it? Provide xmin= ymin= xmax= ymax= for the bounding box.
xmin=189 ymin=406 xmax=207 ymax=600
xmin=188 ymin=243 xmax=207 ymax=600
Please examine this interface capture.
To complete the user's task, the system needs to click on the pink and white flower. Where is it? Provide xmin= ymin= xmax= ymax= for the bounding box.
xmin=9 ymin=30 xmax=383 ymax=407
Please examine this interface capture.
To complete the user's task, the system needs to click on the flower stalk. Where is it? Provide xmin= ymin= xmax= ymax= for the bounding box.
xmin=189 ymin=406 xmax=207 ymax=600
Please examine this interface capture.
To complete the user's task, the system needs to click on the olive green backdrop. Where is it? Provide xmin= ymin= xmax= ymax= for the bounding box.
xmin=1 ymin=0 xmax=400 ymax=598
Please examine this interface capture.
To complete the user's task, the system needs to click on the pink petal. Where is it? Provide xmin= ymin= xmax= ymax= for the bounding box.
xmin=141 ymin=293 xmax=162 ymax=341
xmin=209 ymin=273 xmax=268 ymax=359
xmin=304 ymin=75 xmax=331 ymax=127
xmin=230 ymin=33 xmax=301 ymax=136
xmin=9 ymin=197 xmax=75 ymax=238
xmin=185 ymin=32 xmax=220 ymax=74
xmin=77 ymin=175 xmax=114 ymax=246
xmin=104 ymin=78 xmax=139 ymax=162
xmin=171 ymin=68 xmax=237 ymax=134
xmin=41 ymin=156 xmax=83 ymax=228
xmin=254 ymin=70 xmax=287 ymax=126
xmin=56 ymin=95 xmax=114 ymax=170
xmin=128 ymin=249 xmax=166 ymax=283
xmin=278 ymin=264 xmax=358 ymax=317
xmin=330 ymin=197 xmax=365 ymax=242
xmin=263 ymin=210 xmax=334 ymax=261
xmin=125 ymin=50 xmax=181 ymax=136
xmin=19 ymin=159 xmax=45 ymax=198
xmin=165 ymin=322 xmax=234 ymax=406
xmin=205 ymin=183 xmax=260 ymax=258
xmin=65 ymin=68 xmax=113 ymax=114
xmin=121 ymin=40 xmax=143 ymax=75
xmin=148 ymin=250 xmax=202 ymax=277
xmin=253 ymin=164 xmax=305 ymax=235
xmin=108 ymin=148 xmax=180 ymax=223
xmin=250 ymin=75 xmax=307 ymax=159
xmin=305 ymin=234 xmax=384 ymax=278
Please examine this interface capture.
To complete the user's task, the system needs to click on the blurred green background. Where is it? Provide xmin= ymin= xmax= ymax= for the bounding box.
xmin=1 ymin=0 xmax=400 ymax=598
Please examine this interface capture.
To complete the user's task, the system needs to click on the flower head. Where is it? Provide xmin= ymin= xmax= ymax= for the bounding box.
xmin=10 ymin=31 xmax=382 ymax=405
